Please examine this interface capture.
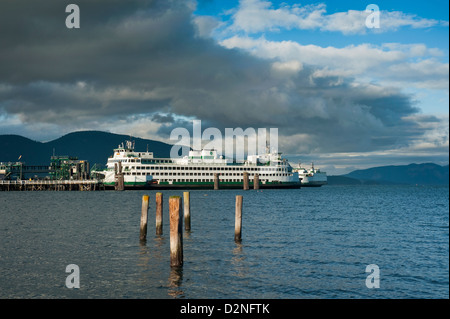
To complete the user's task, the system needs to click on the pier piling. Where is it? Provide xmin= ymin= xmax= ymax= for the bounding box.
xmin=114 ymin=162 xmax=124 ymax=191
xmin=214 ymin=173 xmax=220 ymax=190
xmin=254 ymin=173 xmax=260 ymax=190
xmin=155 ymin=192 xmax=163 ymax=236
xmin=183 ymin=191 xmax=191 ymax=231
xmin=169 ymin=196 xmax=183 ymax=267
xmin=235 ymin=195 xmax=243 ymax=242
xmin=243 ymin=172 xmax=249 ymax=190
xmin=140 ymin=195 xmax=149 ymax=242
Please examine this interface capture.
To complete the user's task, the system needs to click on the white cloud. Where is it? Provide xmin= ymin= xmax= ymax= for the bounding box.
xmin=220 ymin=35 xmax=449 ymax=92
xmin=227 ymin=0 xmax=449 ymax=34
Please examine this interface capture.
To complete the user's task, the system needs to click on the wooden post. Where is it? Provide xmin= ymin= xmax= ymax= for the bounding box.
xmin=214 ymin=173 xmax=220 ymax=190
xmin=243 ymin=172 xmax=249 ymax=190
xmin=155 ymin=192 xmax=163 ymax=236
xmin=169 ymin=196 xmax=183 ymax=267
xmin=118 ymin=161 xmax=124 ymax=191
xmin=140 ymin=195 xmax=149 ymax=241
xmin=235 ymin=195 xmax=243 ymax=242
xmin=114 ymin=163 xmax=124 ymax=191
xmin=254 ymin=173 xmax=260 ymax=190
xmin=115 ymin=173 xmax=124 ymax=191
xmin=183 ymin=191 xmax=191 ymax=231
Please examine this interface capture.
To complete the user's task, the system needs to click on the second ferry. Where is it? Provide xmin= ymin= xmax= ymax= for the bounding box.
xmin=93 ymin=140 xmax=301 ymax=189
xmin=294 ymin=163 xmax=328 ymax=187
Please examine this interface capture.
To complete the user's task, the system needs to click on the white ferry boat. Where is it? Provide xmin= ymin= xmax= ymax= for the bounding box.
xmin=93 ymin=140 xmax=301 ymax=189
xmin=294 ymin=163 xmax=328 ymax=187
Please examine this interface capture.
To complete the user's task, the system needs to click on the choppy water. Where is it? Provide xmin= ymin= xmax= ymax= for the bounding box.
xmin=0 ymin=185 xmax=448 ymax=299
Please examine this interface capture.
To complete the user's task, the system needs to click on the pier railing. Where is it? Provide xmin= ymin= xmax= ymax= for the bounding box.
xmin=0 ymin=179 xmax=102 ymax=191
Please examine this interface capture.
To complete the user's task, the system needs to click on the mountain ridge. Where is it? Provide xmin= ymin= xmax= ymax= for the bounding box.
xmin=328 ymin=162 xmax=449 ymax=185
xmin=0 ymin=131 xmax=175 ymax=167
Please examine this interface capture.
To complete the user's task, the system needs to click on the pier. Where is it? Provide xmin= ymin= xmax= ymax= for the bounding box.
xmin=0 ymin=179 xmax=102 ymax=191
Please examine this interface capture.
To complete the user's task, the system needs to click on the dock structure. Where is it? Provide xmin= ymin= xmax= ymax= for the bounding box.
xmin=0 ymin=179 xmax=102 ymax=191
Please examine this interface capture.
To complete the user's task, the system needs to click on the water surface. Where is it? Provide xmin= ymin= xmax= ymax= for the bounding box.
xmin=0 ymin=185 xmax=448 ymax=298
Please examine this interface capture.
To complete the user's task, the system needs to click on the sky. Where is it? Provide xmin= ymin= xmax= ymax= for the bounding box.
xmin=0 ymin=0 xmax=448 ymax=174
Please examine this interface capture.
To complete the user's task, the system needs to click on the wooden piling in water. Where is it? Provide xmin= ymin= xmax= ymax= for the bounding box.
xmin=214 ymin=173 xmax=220 ymax=190
xmin=169 ymin=196 xmax=183 ymax=267
xmin=243 ymin=172 xmax=249 ymax=190
xmin=235 ymin=195 xmax=243 ymax=242
xmin=140 ymin=195 xmax=149 ymax=241
xmin=115 ymin=174 xmax=124 ymax=191
xmin=114 ymin=162 xmax=124 ymax=191
xmin=254 ymin=173 xmax=260 ymax=190
xmin=155 ymin=192 xmax=163 ymax=236
xmin=183 ymin=191 xmax=191 ymax=231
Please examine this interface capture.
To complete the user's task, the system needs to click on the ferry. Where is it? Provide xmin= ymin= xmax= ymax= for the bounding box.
xmin=293 ymin=163 xmax=328 ymax=187
xmin=93 ymin=140 xmax=301 ymax=189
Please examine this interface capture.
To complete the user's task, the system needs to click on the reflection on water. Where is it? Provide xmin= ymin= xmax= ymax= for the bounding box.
xmin=232 ymin=242 xmax=248 ymax=279
xmin=168 ymin=267 xmax=184 ymax=298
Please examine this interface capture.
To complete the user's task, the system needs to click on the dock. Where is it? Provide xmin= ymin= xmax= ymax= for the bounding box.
xmin=0 ymin=179 xmax=103 ymax=191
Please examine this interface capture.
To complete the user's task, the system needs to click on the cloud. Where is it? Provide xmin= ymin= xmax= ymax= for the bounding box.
xmin=226 ymin=0 xmax=449 ymax=35
xmin=0 ymin=0 xmax=447 ymax=166
xmin=220 ymin=36 xmax=449 ymax=91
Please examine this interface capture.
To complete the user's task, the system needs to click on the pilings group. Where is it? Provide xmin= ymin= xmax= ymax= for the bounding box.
xmin=139 ymin=191 xmax=245 ymax=268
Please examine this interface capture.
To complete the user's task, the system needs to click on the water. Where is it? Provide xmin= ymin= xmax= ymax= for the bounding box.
xmin=0 ymin=185 xmax=448 ymax=299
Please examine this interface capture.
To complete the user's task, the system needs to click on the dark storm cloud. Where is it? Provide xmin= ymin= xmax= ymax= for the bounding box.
xmin=0 ymin=0 xmax=431 ymax=154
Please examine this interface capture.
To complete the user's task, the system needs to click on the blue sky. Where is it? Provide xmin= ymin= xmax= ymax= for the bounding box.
xmin=0 ymin=0 xmax=448 ymax=174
